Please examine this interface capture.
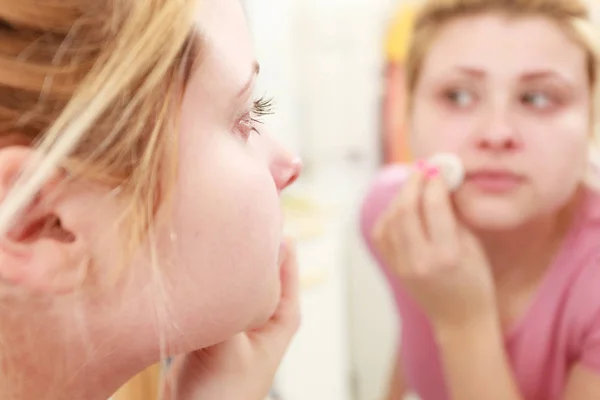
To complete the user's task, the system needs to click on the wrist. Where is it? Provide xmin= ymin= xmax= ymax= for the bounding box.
xmin=432 ymin=314 xmax=522 ymax=400
xmin=433 ymin=313 xmax=502 ymax=349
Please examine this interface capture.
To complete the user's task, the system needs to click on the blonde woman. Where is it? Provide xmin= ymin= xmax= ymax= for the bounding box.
xmin=0 ymin=0 xmax=302 ymax=399
xmin=361 ymin=0 xmax=600 ymax=399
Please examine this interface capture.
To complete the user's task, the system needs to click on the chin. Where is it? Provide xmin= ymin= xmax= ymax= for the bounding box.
xmin=456 ymin=196 xmax=529 ymax=232
xmin=462 ymin=212 xmax=525 ymax=232
xmin=247 ymin=277 xmax=281 ymax=331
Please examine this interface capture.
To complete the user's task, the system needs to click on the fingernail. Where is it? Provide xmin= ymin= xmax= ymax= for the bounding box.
xmin=426 ymin=166 xmax=439 ymax=178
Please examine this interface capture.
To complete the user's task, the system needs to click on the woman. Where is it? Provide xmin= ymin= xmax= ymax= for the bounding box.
xmin=361 ymin=0 xmax=600 ymax=399
xmin=0 ymin=0 xmax=301 ymax=399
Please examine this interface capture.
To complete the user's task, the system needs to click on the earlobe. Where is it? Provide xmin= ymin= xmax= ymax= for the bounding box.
xmin=0 ymin=146 xmax=90 ymax=295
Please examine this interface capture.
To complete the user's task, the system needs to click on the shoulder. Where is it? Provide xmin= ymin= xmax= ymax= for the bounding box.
xmin=358 ymin=165 xmax=413 ymax=306
xmin=560 ymin=189 xmax=600 ymax=342
xmin=359 ymin=164 xmax=411 ymax=245
xmin=565 ymin=188 xmax=600 ymax=285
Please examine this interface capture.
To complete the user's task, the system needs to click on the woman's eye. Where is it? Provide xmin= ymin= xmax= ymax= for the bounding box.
xmin=522 ymin=92 xmax=552 ymax=109
xmin=236 ymin=113 xmax=257 ymax=139
xmin=234 ymin=96 xmax=275 ymax=140
xmin=445 ymin=89 xmax=474 ymax=108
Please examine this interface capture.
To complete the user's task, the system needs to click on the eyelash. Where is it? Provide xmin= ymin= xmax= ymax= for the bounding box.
xmin=236 ymin=96 xmax=275 ymax=139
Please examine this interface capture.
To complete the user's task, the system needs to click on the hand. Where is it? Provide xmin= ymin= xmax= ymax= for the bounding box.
xmin=372 ymin=163 xmax=496 ymax=332
xmin=166 ymin=238 xmax=300 ymax=400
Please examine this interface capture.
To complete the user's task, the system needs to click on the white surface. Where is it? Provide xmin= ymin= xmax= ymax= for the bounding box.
xmin=243 ymin=0 xmax=301 ymax=155
xmin=274 ymin=164 xmax=363 ymax=400
xmin=244 ymin=0 xmax=400 ymax=399
xmin=346 ymin=222 xmax=399 ymax=400
xmin=275 ymin=160 xmax=400 ymax=400
xmin=275 ymin=221 xmax=350 ymax=400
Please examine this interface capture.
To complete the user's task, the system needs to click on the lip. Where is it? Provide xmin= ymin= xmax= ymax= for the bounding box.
xmin=465 ymin=170 xmax=524 ymax=193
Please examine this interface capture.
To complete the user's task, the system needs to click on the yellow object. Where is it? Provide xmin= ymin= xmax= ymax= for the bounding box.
xmin=384 ymin=3 xmax=418 ymax=62
xmin=282 ymin=193 xmax=330 ymax=240
xmin=113 ymin=364 xmax=161 ymax=400
xmin=301 ymin=268 xmax=330 ymax=290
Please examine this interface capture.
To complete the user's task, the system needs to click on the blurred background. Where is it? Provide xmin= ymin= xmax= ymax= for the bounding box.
xmin=241 ymin=0 xmax=600 ymax=399
xmin=241 ymin=0 xmax=416 ymax=399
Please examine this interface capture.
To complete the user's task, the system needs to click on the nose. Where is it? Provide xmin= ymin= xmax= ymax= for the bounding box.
xmin=274 ymin=155 xmax=302 ymax=191
xmin=475 ymin=106 xmax=523 ymax=152
xmin=266 ymin=138 xmax=302 ymax=191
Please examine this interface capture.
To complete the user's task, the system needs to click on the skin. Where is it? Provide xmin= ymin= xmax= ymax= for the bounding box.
xmin=378 ymin=13 xmax=600 ymax=400
xmin=411 ymin=14 xmax=590 ymax=233
xmin=0 ymin=0 xmax=301 ymax=399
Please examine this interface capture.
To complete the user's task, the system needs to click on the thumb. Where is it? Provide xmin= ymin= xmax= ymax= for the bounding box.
xmin=270 ymin=238 xmax=301 ymax=330
xmin=250 ymin=237 xmax=301 ymax=349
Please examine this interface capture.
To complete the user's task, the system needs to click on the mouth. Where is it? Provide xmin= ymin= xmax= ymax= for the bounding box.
xmin=465 ymin=169 xmax=524 ymax=193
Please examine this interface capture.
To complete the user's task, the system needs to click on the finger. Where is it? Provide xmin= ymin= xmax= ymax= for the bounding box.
xmin=422 ymin=170 xmax=459 ymax=270
xmin=371 ymin=208 xmax=407 ymax=273
xmin=254 ymin=238 xmax=301 ymax=346
xmin=277 ymin=237 xmax=300 ymax=311
xmin=383 ymin=215 xmax=409 ymax=275
xmin=396 ymin=168 xmax=430 ymax=272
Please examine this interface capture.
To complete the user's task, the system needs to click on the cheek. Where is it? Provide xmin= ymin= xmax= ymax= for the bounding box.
xmin=410 ymin=100 xmax=473 ymax=158
xmin=166 ymin=128 xmax=282 ymax=336
xmin=527 ymin=129 xmax=588 ymax=208
xmin=412 ymin=123 xmax=472 ymax=159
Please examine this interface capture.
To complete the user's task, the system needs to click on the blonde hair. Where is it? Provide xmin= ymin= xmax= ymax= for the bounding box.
xmin=0 ymin=0 xmax=200 ymax=398
xmin=0 ymin=0 xmax=200 ymax=249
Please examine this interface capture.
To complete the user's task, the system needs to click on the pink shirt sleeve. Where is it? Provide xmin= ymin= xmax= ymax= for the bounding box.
xmin=359 ymin=165 xmax=410 ymax=305
xmin=580 ymin=312 xmax=600 ymax=371
xmin=359 ymin=165 xmax=410 ymax=250
xmin=569 ymin=251 xmax=600 ymax=373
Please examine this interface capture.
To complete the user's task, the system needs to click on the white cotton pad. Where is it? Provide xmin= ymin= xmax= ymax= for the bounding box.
xmin=427 ymin=152 xmax=465 ymax=192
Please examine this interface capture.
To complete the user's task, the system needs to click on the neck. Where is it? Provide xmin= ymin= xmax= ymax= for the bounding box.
xmin=0 ymin=290 xmax=160 ymax=400
xmin=475 ymin=197 xmax=580 ymax=289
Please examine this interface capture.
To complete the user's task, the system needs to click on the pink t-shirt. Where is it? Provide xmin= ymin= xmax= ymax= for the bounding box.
xmin=360 ymin=165 xmax=600 ymax=400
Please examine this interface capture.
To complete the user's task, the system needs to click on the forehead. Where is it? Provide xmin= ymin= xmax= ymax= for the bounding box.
xmin=421 ymin=14 xmax=588 ymax=82
xmin=192 ymin=0 xmax=254 ymax=92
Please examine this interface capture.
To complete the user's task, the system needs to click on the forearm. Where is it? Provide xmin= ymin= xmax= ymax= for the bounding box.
xmin=386 ymin=354 xmax=407 ymax=400
xmin=386 ymin=380 xmax=406 ymax=400
xmin=435 ymin=318 xmax=523 ymax=400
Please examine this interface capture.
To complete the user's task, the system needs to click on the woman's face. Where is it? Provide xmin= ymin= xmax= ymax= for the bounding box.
xmin=410 ymin=13 xmax=592 ymax=232
xmin=0 ymin=0 xmax=298 ymax=390
xmin=141 ymin=0 xmax=301 ymax=351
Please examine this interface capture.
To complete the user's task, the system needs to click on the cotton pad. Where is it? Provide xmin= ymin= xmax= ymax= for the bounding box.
xmin=427 ymin=152 xmax=465 ymax=191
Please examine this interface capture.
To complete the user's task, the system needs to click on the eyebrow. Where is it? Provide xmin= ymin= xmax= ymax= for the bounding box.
xmin=237 ymin=61 xmax=260 ymax=98
xmin=451 ymin=66 xmax=573 ymax=83
xmin=519 ymin=69 xmax=573 ymax=84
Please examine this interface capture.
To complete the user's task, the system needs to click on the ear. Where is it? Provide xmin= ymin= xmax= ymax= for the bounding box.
xmin=0 ymin=146 xmax=90 ymax=295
